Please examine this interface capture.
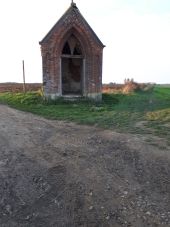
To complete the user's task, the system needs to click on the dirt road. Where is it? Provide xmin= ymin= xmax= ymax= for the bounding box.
xmin=0 ymin=105 xmax=170 ymax=227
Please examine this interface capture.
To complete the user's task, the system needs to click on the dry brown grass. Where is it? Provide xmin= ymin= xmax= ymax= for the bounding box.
xmin=102 ymin=81 xmax=155 ymax=94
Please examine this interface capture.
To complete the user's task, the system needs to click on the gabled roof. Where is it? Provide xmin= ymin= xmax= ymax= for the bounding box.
xmin=39 ymin=2 xmax=105 ymax=48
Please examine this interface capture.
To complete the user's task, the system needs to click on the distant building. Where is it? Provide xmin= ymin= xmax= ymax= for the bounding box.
xmin=39 ymin=1 xmax=105 ymax=101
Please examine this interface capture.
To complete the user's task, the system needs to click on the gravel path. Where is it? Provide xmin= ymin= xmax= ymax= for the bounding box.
xmin=0 ymin=105 xmax=170 ymax=227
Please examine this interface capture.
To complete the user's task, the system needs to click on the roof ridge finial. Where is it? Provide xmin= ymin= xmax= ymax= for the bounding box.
xmin=71 ymin=0 xmax=76 ymax=6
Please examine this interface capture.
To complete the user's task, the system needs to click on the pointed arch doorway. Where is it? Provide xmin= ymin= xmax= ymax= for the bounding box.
xmin=61 ymin=34 xmax=84 ymax=95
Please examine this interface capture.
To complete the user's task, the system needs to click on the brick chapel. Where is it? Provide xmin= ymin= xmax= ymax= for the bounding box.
xmin=39 ymin=1 xmax=105 ymax=101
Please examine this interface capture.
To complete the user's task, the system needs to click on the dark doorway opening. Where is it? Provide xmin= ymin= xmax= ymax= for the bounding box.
xmin=62 ymin=58 xmax=83 ymax=95
xmin=61 ymin=35 xmax=83 ymax=95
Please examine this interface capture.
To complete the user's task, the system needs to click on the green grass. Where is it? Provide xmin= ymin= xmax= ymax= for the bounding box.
xmin=0 ymin=87 xmax=170 ymax=143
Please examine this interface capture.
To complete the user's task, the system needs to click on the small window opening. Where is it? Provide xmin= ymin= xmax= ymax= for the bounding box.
xmin=73 ymin=44 xmax=82 ymax=55
xmin=62 ymin=42 xmax=71 ymax=54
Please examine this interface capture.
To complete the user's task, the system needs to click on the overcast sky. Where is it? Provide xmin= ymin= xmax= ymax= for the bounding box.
xmin=0 ymin=0 xmax=170 ymax=84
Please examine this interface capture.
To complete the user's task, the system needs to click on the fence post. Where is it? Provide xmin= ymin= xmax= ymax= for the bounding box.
xmin=22 ymin=60 xmax=26 ymax=93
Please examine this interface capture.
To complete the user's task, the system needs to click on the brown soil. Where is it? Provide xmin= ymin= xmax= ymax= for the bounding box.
xmin=0 ymin=83 xmax=42 ymax=93
xmin=0 ymin=105 xmax=170 ymax=227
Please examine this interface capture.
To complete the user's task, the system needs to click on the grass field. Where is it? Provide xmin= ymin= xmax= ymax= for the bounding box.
xmin=0 ymin=86 xmax=170 ymax=143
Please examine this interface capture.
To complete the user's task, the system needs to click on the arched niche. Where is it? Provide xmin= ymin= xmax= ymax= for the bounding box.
xmin=61 ymin=34 xmax=84 ymax=95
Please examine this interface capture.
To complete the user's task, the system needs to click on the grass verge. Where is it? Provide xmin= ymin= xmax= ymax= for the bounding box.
xmin=0 ymin=87 xmax=170 ymax=143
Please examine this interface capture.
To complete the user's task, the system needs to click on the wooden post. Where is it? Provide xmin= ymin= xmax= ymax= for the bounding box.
xmin=22 ymin=60 xmax=26 ymax=93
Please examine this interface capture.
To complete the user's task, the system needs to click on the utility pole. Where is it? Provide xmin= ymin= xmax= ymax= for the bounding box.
xmin=22 ymin=60 xmax=26 ymax=93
